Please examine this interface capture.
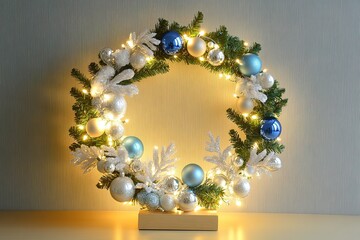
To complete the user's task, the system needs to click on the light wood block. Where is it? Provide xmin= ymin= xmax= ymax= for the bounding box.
xmin=138 ymin=210 xmax=218 ymax=231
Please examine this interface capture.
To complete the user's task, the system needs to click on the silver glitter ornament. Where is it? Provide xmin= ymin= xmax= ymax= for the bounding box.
xmin=109 ymin=177 xmax=135 ymax=202
xmin=233 ymin=178 xmax=251 ymax=198
xmin=232 ymin=157 xmax=244 ymax=167
xmin=160 ymin=194 xmax=176 ymax=212
xmin=130 ymin=51 xmax=147 ymax=70
xmin=178 ymin=190 xmax=198 ymax=212
xmin=145 ymin=192 xmax=160 ymax=211
xmin=104 ymin=94 xmax=127 ymax=116
xmin=207 ymin=49 xmax=225 ymax=66
xmin=136 ymin=189 xmax=148 ymax=206
xmin=236 ymin=96 xmax=254 ymax=114
xmin=162 ymin=176 xmax=180 ymax=193
xmin=258 ymin=72 xmax=274 ymax=89
xmin=105 ymin=121 xmax=124 ymax=140
xmin=99 ymin=48 xmax=114 ymax=66
xmin=267 ymin=156 xmax=282 ymax=171
xmin=213 ymin=174 xmax=228 ymax=188
xmin=104 ymin=161 xmax=115 ymax=173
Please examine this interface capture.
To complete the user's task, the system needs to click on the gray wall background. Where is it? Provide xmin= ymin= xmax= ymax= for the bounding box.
xmin=0 ymin=0 xmax=359 ymax=214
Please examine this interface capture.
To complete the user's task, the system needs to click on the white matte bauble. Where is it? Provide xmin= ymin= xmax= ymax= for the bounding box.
xmin=113 ymin=49 xmax=130 ymax=69
xmin=130 ymin=51 xmax=147 ymax=70
xmin=178 ymin=190 xmax=198 ymax=212
xmin=213 ymin=174 xmax=228 ymax=188
xmin=233 ymin=178 xmax=251 ymax=198
xmin=207 ymin=49 xmax=225 ymax=66
xmin=258 ymin=73 xmax=274 ymax=89
xmin=97 ymin=160 xmax=106 ymax=173
xmin=109 ymin=177 xmax=135 ymax=202
xmin=267 ymin=156 xmax=282 ymax=171
xmin=105 ymin=121 xmax=124 ymax=140
xmin=237 ymin=96 xmax=254 ymax=114
xmin=85 ymin=118 xmax=106 ymax=138
xmin=99 ymin=48 xmax=114 ymax=66
xmin=104 ymin=94 xmax=127 ymax=117
xmin=187 ymin=37 xmax=207 ymax=57
xmin=160 ymin=194 xmax=176 ymax=212
xmin=104 ymin=161 xmax=115 ymax=173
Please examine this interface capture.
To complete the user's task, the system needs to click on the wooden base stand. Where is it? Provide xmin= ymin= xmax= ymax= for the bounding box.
xmin=138 ymin=210 xmax=218 ymax=231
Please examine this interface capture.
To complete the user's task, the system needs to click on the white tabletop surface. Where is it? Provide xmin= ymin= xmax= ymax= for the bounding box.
xmin=0 ymin=211 xmax=359 ymax=240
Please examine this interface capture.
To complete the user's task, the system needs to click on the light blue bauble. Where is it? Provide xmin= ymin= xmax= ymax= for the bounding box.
xmin=136 ymin=189 xmax=148 ymax=206
xmin=181 ymin=164 xmax=204 ymax=187
xmin=239 ymin=53 xmax=262 ymax=76
xmin=145 ymin=192 xmax=160 ymax=211
xmin=123 ymin=136 xmax=144 ymax=159
xmin=161 ymin=31 xmax=183 ymax=55
xmin=260 ymin=117 xmax=282 ymax=141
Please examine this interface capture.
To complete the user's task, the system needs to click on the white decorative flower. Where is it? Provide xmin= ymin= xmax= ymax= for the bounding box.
xmin=204 ymin=132 xmax=238 ymax=181
xmin=245 ymin=145 xmax=276 ymax=176
xmin=90 ymin=67 xmax=138 ymax=98
xmin=235 ymin=75 xmax=267 ymax=103
xmin=71 ymin=145 xmax=104 ymax=173
xmin=102 ymin=145 xmax=129 ymax=172
xmin=134 ymin=143 xmax=178 ymax=191
xmin=127 ymin=30 xmax=161 ymax=57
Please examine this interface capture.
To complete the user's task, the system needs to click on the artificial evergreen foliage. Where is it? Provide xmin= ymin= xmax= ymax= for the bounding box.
xmin=190 ymin=180 xmax=226 ymax=210
xmin=69 ymin=12 xmax=287 ymax=210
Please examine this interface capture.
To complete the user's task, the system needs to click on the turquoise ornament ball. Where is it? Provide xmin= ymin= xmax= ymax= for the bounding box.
xmin=145 ymin=192 xmax=160 ymax=211
xmin=239 ymin=53 xmax=262 ymax=76
xmin=123 ymin=136 xmax=144 ymax=159
xmin=181 ymin=164 xmax=204 ymax=187
xmin=136 ymin=189 xmax=148 ymax=206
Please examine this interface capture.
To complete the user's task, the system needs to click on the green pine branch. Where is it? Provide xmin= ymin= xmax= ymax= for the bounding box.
xmin=254 ymin=80 xmax=288 ymax=118
xmin=190 ymin=179 xmax=226 ymax=210
xmin=120 ymin=60 xmax=170 ymax=85
xmin=96 ymin=172 xmax=120 ymax=189
xmin=88 ymin=62 xmax=101 ymax=76
xmin=247 ymin=42 xmax=262 ymax=54
xmin=71 ymin=68 xmax=91 ymax=89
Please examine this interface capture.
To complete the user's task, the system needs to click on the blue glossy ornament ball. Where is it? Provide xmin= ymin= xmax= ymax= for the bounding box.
xmin=181 ymin=164 xmax=204 ymax=187
xmin=123 ymin=136 xmax=144 ymax=159
xmin=260 ymin=117 xmax=282 ymax=141
xmin=161 ymin=31 xmax=183 ymax=55
xmin=239 ymin=53 xmax=262 ymax=76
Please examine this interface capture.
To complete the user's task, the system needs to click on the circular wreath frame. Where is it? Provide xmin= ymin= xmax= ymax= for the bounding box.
xmin=69 ymin=12 xmax=288 ymax=211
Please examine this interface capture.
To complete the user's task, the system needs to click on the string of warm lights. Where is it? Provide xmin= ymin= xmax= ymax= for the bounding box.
xmin=69 ymin=12 xmax=287 ymax=213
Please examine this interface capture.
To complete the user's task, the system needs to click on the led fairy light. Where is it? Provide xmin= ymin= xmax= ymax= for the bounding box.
xmin=69 ymin=12 xmax=288 ymax=213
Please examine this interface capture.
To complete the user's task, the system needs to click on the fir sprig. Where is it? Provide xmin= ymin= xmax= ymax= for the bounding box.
xmin=96 ymin=172 xmax=120 ymax=189
xmin=190 ymin=179 xmax=226 ymax=210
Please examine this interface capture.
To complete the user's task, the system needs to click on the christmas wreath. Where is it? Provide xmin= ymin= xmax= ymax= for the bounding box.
xmin=69 ymin=12 xmax=287 ymax=212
